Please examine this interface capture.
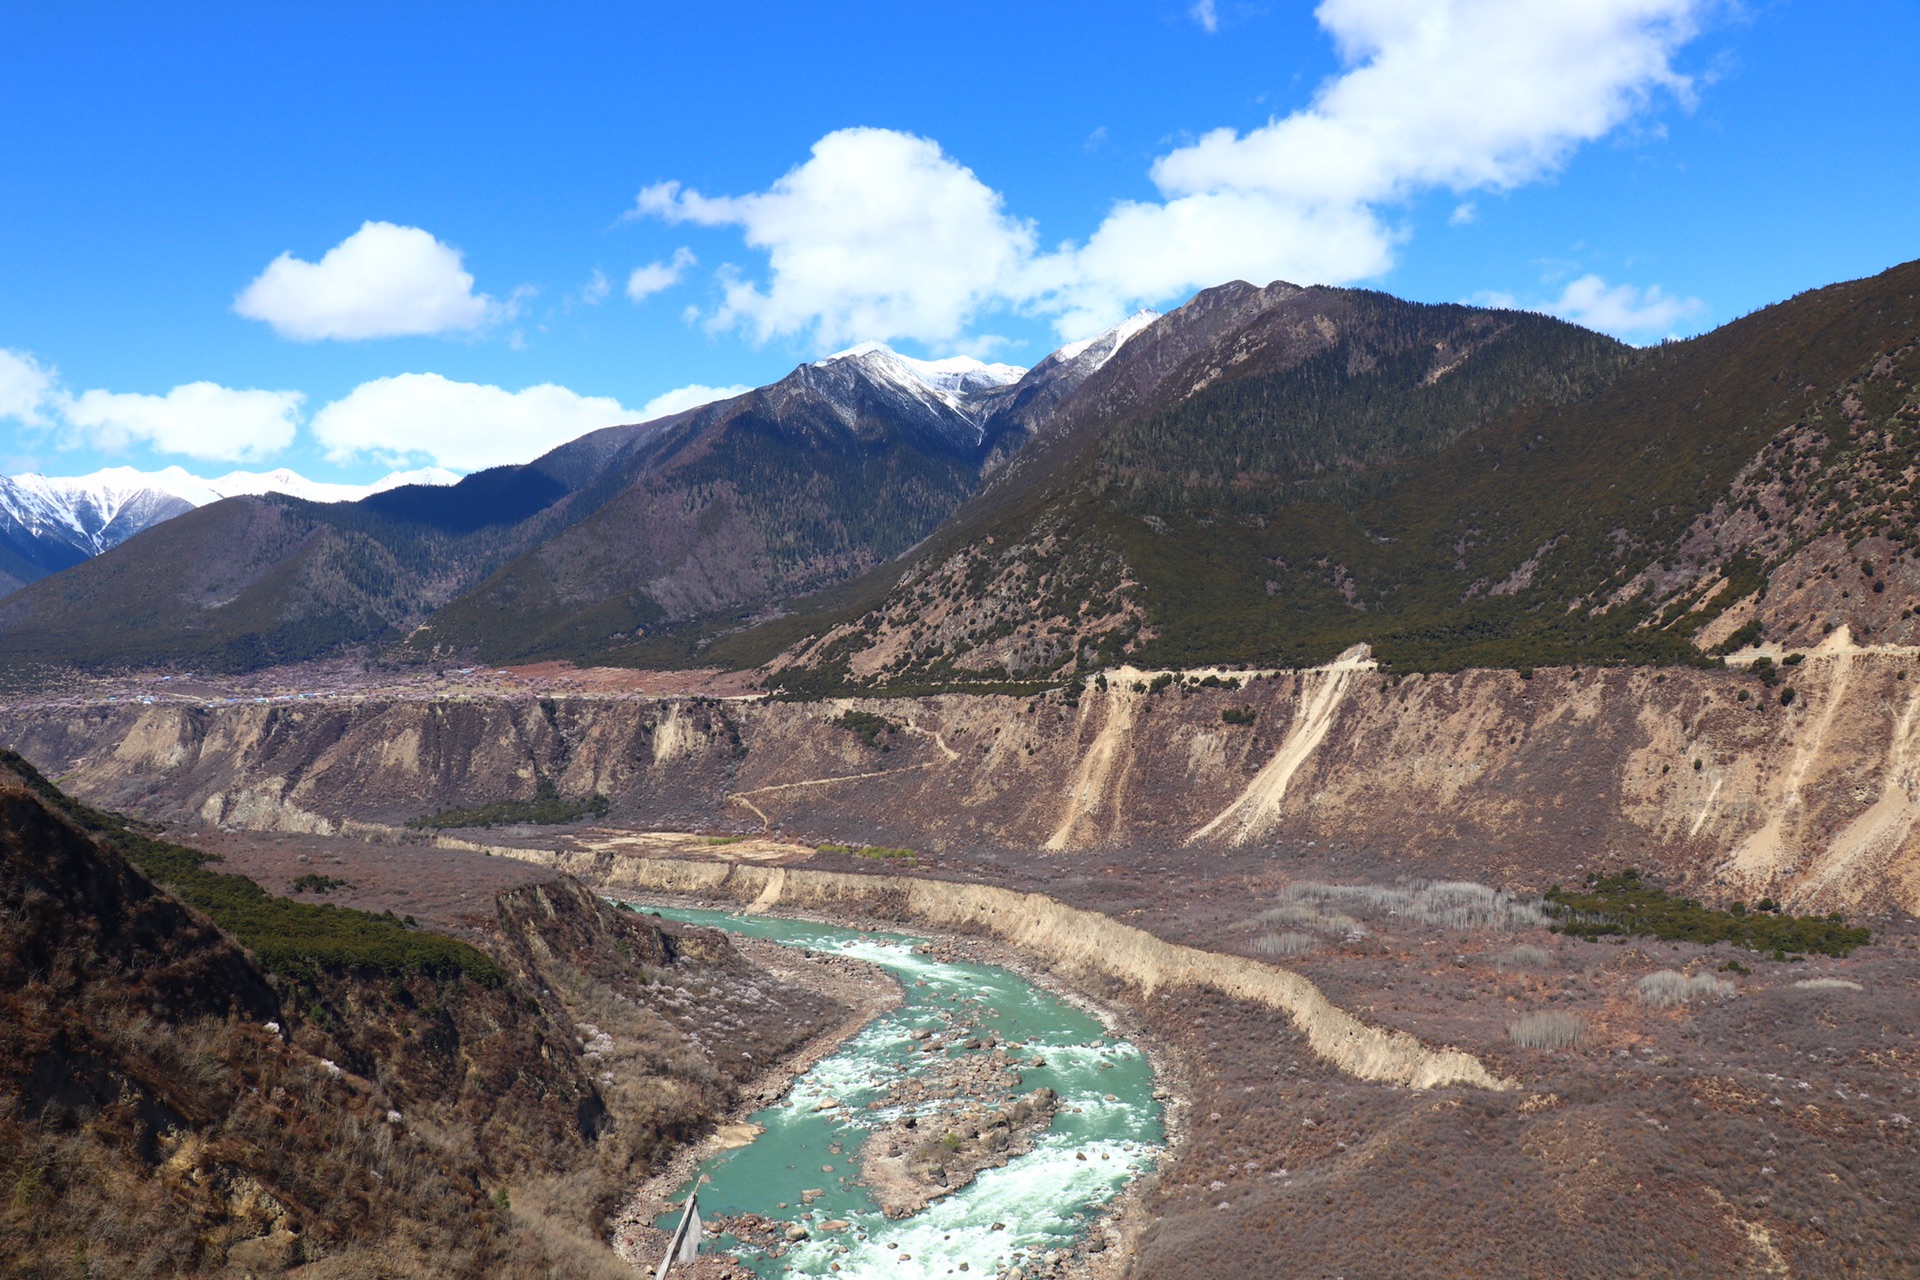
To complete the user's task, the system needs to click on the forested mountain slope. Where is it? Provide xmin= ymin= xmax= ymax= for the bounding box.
xmin=763 ymin=258 xmax=1920 ymax=690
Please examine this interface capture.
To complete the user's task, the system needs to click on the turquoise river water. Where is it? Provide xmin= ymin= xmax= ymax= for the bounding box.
xmin=639 ymin=905 xmax=1165 ymax=1278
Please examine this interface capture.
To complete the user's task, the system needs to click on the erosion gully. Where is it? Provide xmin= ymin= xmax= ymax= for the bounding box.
xmin=638 ymin=905 xmax=1164 ymax=1278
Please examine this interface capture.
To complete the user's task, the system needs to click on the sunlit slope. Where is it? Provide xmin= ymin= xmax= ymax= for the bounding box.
xmin=765 ymin=258 xmax=1920 ymax=688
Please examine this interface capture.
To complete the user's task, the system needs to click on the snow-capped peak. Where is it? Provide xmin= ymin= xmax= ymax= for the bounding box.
xmin=1051 ymin=309 xmax=1160 ymax=369
xmin=817 ymin=343 xmax=1027 ymax=395
xmin=200 ymin=465 xmax=460 ymax=504
xmin=0 ymin=464 xmax=460 ymax=559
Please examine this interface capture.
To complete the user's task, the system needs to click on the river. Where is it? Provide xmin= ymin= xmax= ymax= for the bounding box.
xmin=641 ymin=905 xmax=1165 ymax=1278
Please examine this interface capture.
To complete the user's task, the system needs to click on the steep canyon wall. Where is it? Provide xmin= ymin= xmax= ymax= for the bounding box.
xmin=5 ymin=638 xmax=1919 ymax=915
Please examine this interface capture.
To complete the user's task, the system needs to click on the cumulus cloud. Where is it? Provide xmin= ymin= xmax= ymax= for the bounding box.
xmin=637 ymin=382 xmax=752 ymax=421
xmin=1479 ymin=273 xmax=1705 ymax=341
xmin=310 ymin=374 xmax=640 ymax=471
xmin=1 ymin=348 xmax=301 ymax=461
xmin=632 ymin=0 xmax=1711 ymax=342
xmin=60 ymin=383 xmax=303 ymax=461
xmin=626 ymin=247 xmax=697 ymax=302
xmin=0 ymin=349 xmax=57 ymax=426
xmin=636 ymin=128 xmax=1037 ymax=347
xmin=234 ymin=221 xmax=506 ymax=341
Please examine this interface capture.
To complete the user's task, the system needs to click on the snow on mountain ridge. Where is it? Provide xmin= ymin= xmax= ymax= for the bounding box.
xmin=0 ymin=464 xmax=459 ymax=558
xmin=1052 ymin=309 xmax=1160 ymax=367
xmin=817 ymin=343 xmax=1027 ymax=394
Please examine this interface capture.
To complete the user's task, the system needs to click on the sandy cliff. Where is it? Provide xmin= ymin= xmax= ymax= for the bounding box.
xmin=6 ymin=636 xmax=1920 ymax=915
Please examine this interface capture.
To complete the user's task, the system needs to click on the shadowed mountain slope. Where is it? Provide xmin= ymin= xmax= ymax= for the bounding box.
xmin=0 ymin=335 xmax=1135 ymax=675
xmin=404 ymin=341 xmax=1141 ymax=664
xmin=0 ymin=419 xmax=687 ymax=673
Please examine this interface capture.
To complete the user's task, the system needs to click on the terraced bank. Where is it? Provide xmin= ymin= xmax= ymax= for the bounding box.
xmin=511 ymin=852 xmax=1506 ymax=1092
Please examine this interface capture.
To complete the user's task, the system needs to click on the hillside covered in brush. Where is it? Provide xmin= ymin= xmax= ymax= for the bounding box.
xmin=0 ymin=751 xmax=840 ymax=1276
xmin=759 ymin=258 xmax=1920 ymax=692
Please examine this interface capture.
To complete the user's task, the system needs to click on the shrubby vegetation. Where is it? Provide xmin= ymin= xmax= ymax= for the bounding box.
xmin=1493 ymin=943 xmax=1552 ymax=970
xmin=833 ymin=709 xmax=898 ymax=749
xmin=817 ymin=842 xmax=919 ymax=865
xmin=1252 ymin=931 xmax=1316 ymax=958
xmin=408 ymin=778 xmax=610 ymax=830
xmin=1546 ymin=869 xmax=1870 ymax=957
xmin=1269 ymin=879 xmax=1553 ymax=934
xmin=1 ymin=748 xmax=500 ymax=982
xmin=1507 ymin=1011 xmax=1586 ymax=1050
xmin=1633 ymin=969 xmax=1736 ymax=1007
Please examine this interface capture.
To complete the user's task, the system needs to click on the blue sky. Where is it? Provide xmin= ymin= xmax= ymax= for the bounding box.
xmin=1 ymin=1 xmax=1915 ymax=483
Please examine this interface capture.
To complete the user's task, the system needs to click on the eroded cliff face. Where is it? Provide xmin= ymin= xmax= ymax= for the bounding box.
xmin=7 ymin=633 xmax=1920 ymax=915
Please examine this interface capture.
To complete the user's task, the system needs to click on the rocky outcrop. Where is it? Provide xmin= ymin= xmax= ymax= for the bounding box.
xmin=861 ymin=1087 xmax=1057 ymax=1217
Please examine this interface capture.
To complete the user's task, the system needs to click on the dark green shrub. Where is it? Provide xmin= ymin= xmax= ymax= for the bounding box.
xmin=1713 ymin=620 xmax=1764 ymax=654
xmin=1221 ymin=705 xmax=1257 ymax=725
xmin=290 ymin=873 xmax=351 ymax=895
xmin=833 ymin=709 xmax=898 ymax=749
xmin=407 ymin=778 xmax=609 ymax=829
xmin=816 ymin=843 xmax=918 ymax=866
xmin=1545 ymin=869 xmax=1869 ymax=957
xmin=0 ymin=748 xmax=500 ymax=983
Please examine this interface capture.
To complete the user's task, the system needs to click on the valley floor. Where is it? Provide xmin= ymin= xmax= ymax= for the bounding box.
xmin=11 ymin=640 xmax=1920 ymax=1276
xmin=188 ymin=823 xmax=1920 ymax=1278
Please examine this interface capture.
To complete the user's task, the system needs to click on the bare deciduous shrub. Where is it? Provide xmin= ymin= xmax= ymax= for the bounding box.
xmin=1268 ymin=880 xmax=1552 ymax=934
xmin=1494 ymin=944 xmax=1552 ymax=970
xmin=1253 ymin=931 xmax=1317 ymax=957
xmin=1507 ymin=1012 xmax=1586 ymax=1050
xmin=1793 ymin=977 xmax=1864 ymax=991
xmin=1633 ymin=970 xmax=1735 ymax=1007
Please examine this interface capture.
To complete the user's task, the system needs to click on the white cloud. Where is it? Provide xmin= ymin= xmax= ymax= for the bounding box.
xmin=234 ymin=221 xmax=506 ymax=341
xmin=1531 ymin=273 xmax=1705 ymax=340
xmin=637 ymin=128 xmax=1037 ymax=347
xmin=1191 ymin=0 xmax=1220 ymax=34
xmin=60 ymin=383 xmax=303 ymax=461
xmin=632 ymin=1 xmax=1711 ymax=342
xmin=638 ymin=382 xmax=752 ymax=421
xmin=1449 ymin=201 xmax=1477 ymax=226
xmin=626 ymin=247 xmax=697 ymax=302
xmin=0 ymin=349 xmax=57 ymax=426
xmin=311 ymin=374 xmax=640 ymax=471
xmin=580 ymin=269 xmax=612 ymax=306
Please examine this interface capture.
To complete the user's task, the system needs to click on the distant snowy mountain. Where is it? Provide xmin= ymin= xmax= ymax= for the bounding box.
xmin=802 ymin=344 xmax=1028 ymax=447
xmin=0 ymin=463 xmax=457 ymax=594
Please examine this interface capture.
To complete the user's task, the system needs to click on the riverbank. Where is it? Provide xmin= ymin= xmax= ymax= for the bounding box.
xmin=601 ymin=891 xmax=1191 ymax=1280
xmin=607 ymin=929 xmax=903 ymax=1270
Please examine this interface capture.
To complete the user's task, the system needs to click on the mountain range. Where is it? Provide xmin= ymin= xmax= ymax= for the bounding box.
xmin=0 ymin=259 xmax=1915 ymax=681
xmin=0 ymin=464 xmax=456 ymax=596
